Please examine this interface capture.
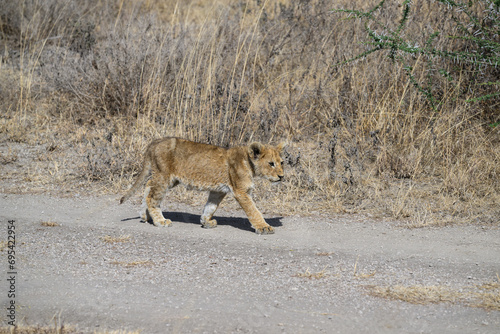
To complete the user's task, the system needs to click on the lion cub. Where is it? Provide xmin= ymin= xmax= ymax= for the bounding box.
xmin=120 ymin=138 xmax=284 ymax=234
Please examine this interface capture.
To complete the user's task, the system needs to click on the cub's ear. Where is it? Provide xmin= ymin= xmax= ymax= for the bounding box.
xmin=249 ymin=142 xmax=263 ymax=159
xmin=276 ymin=142 xmax=286 ymax=154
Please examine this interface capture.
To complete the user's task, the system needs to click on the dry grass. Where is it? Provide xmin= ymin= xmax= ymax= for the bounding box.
xmin=367 ymin=279 xmax=500 ymax=311
xmin=100 ymin=235 xmax=132 ymax=243
xmin=41 ymin=221 xmax=59 ymax=227
xmin=0 ymin=241 xmax=8 ymax=251
xmin=295 ymin=266 xmax=329 ymax=279
xmin=316 ymin=252 xmax=334 ymax=257
xmin=352 ymin=256 xmax=376 ymax=279
xmin=0 ymin=147 xmax=18 ymax=164
xmin=110 ymin=259 xmax=154 ymax=268
xmin=0 ymin=0 xmax=498 ymax=225
xmin=0 ymin=325 xmax=75 ymax=334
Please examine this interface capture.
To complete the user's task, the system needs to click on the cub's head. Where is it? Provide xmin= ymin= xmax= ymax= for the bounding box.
xmin=248 ymin=142 xmax=285 ymax=182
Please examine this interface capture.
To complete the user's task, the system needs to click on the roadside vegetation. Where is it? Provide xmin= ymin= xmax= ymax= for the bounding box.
xmin=0 ymin=0 xmax=498 ymax=226
xmin=368 ymin=279 xmax=500 ymax=311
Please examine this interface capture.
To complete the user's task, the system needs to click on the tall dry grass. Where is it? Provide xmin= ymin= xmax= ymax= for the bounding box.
xmin=0 ymin=0 xmax=498 ymax=225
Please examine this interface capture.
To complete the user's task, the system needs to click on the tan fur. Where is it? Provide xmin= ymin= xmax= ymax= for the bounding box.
xmin=120 ymin=138 xmax=285 ymax=234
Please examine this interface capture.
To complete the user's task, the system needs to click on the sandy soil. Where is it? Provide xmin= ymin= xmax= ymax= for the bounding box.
xmin=1 ymin=193 xmax=499 ymax=333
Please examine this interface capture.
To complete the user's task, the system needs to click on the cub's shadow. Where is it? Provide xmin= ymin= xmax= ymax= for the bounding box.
xmin=123 ymin=211 xmax=283 ymax=233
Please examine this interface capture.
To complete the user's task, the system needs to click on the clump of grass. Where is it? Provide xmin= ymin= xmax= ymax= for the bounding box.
xmin=367 ymin=278 xmax=500 ymax=311
xmin=110 ymin=260 xmax=153 ymax=268
xmin=354 ymin=271 xmax=377 ymax=279
xmin=353 ymin=256 xmax=376 ymax=279
xmin=0 ymin=241 xmax=8 ymax=251
xmin=295 ymin=266 xmax=329 ymax=279
xmin=316 ymin=252 xmax=334 ymax=257
xmin=369 ymin=285 xmax=460 ymax=305
xmin=100 ymin=235 xmax=132 ymax=243
xmin=0 ymin=325 xmax=75 ymax=334
xmin=41 ymin=221 xmax=59 ymax=227
xmin=0 ymin=148 xmax=18 ymax=165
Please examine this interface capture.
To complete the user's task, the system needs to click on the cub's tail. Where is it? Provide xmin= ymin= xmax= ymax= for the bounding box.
xmin=119 ymin=158 xmax=152 ymax=204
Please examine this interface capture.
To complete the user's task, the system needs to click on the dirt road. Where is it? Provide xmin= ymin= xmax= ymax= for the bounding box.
xmin=1 ymin=193 xmax=499 ymax=333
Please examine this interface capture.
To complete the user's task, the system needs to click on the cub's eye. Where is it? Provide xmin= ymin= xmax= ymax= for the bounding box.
xmin=269 ymin=162 xmax=275 ymax=167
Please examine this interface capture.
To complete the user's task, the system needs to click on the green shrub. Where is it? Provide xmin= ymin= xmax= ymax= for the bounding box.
xmin=333 ymin=0 xmax=500 ymax=123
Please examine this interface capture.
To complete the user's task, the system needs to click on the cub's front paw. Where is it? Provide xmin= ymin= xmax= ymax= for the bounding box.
xmin=255 ymin=225 xmax=275 ymax=235
xmin=153 ymin=219 xmax=172 ymax=227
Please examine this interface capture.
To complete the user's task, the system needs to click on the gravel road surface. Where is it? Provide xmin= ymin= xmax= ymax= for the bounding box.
xmin=1 ymin=193 xmax=499 ymax=333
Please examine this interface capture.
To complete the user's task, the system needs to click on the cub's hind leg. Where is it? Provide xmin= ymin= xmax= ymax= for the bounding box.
xmin=201 ymin=191 xmax=227 ymax=228
xmin=145 ymin=176 xmax=172 ymax=227
xmin=139 ymin=181 xmax=153 ymax=223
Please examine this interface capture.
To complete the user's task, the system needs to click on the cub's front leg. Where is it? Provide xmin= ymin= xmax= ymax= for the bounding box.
xmin=233 ymin=190 xmax=274 ymax=235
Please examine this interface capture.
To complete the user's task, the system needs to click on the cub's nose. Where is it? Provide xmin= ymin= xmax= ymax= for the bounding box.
xmin=278 ymin=175 xmax=284 ymax=181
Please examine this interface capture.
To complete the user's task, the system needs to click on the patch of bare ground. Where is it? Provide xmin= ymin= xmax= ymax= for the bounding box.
xmin=0 ymin=325 xmax=140 ymax=334
xmin=1 ymin=193 xmax=499 ymax=333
